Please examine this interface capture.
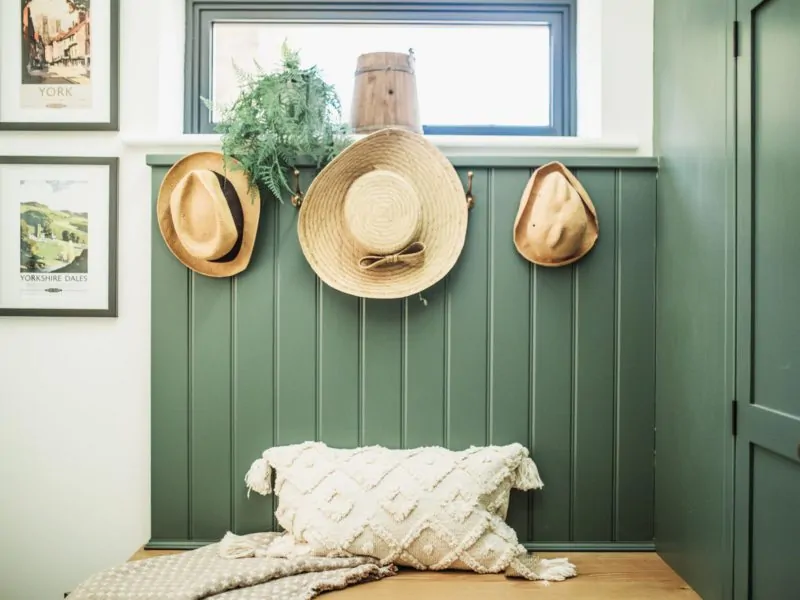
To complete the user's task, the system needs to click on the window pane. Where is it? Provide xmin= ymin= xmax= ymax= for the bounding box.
xmin=211 ymin=21 xmax=551 ymax=129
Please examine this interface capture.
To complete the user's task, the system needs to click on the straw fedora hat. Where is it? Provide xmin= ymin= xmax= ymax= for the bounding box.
xmin=297 ymin=128 xmax=469 ymax=299
xmin=513 ymin=162 xmax=599 ymax=267
xmin=157 ymin=151 xmax=261 ymax=278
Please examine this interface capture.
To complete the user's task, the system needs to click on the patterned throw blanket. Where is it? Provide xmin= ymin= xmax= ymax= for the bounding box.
xmin=67 ymin=532 xmax=397 ymax=599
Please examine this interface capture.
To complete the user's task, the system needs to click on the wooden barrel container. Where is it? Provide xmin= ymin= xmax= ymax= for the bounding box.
xmin=350 ymin=51 xmax=422 ymax=134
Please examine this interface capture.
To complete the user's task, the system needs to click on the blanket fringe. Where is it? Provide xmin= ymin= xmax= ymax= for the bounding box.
xmin=506 ymin=554 xmax=577 ymax=582
xmin=530 ymin=557 xmax=578 ymax=581
xmin=244 ymin=456 xmax=272 ymax=497
xmin=218 ymin=531 xmax=266 ymax=559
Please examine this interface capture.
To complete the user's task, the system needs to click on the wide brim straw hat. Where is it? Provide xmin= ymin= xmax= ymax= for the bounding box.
xmin=297 ymin=127 xmax=470 ymax=299
xmin=157 ymin=151 xmax=261 ymax=278
xmin=513 ymin=161 xmax=599 ymax=267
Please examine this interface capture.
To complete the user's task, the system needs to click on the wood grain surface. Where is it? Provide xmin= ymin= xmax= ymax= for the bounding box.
xmin=128 ymin=549 xmax=700 ymax=599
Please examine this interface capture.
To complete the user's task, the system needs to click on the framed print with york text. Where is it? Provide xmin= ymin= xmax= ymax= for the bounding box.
xmin=0 ymin=0 xmax=119 ymax=131
xmin=0 ymin=156 xmax=118 ymax=317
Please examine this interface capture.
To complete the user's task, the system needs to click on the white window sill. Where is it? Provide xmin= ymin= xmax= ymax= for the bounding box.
xmin=122 ymin=133 xmax=643 ymax=158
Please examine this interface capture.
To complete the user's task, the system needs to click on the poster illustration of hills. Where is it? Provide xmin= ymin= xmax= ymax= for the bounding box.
xmin=20 ymin=0 xmax=91 ymax=110
xmin=19 ymin=179 xmax=90 ymax=296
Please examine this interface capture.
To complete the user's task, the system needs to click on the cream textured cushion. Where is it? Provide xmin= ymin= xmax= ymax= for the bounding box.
xmin=244 ymin=442 xmax=577 ymax=582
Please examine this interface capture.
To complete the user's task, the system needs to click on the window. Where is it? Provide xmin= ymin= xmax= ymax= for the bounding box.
xmin=185 ymin=1 xmax=577 ymax=136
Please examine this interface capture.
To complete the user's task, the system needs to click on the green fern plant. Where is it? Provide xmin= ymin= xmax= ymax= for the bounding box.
xmin=202 ymin=42 xmax=352 ymax=202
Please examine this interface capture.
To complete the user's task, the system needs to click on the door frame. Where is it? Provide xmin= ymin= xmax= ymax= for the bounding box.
xmin=723 ymin=2 xmax=738 ymax=600
xmin=733 ymin=3 xmax=754 ymax=597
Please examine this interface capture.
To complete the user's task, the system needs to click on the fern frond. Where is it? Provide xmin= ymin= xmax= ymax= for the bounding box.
xmin=207 ymin=41 xmax=352 ymax=204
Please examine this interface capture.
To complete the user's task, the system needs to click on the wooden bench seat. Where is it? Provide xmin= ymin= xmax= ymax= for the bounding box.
xmin=129 ymin=548 xmax=700 ymax=599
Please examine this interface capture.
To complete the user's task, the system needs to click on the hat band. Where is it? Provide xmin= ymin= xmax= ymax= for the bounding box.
xmin=208 ymin=171 xmax=245 ymax=265
xmin=358 ymin=241 xmax=426 ymax=271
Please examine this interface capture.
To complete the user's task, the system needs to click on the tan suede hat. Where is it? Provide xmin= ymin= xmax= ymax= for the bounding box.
xmin=157 ymin=152 xmax=261 ymax=278
xmin=297 ymin=127 xmax=469 ymax=299
xmin=513 ymin=162 xmax=599 ymax=267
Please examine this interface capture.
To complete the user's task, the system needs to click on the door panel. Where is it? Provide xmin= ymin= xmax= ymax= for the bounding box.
xmin=750 ymin=447 xmax=800 ymax=599
xmin=751 ymin=0 xmax=800 ymax=418
xmin=735 ymin=0 xmax=800 ymax=598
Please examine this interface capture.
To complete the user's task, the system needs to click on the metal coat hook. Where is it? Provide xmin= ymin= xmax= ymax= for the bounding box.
xmin=291 ymin=168 xmax=304 ymax=208
xmin=465 ymin=171 xmax=475 ymax=210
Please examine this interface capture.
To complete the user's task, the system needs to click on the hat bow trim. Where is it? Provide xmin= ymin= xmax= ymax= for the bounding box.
xmin=358 ymin=241 xmax=427 ymax=271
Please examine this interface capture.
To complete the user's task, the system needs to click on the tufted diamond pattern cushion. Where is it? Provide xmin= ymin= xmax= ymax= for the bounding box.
xmin=244 ymin=442 xmax=577 ymax=581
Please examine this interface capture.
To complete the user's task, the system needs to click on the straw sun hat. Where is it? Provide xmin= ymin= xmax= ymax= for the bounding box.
xmin=157 ymin=151 xmax=261 ymax=278
xmin=513 ymin=161 xmax=599 ymax=267
xmin=297 ymin=128 xmax=470 ymax=299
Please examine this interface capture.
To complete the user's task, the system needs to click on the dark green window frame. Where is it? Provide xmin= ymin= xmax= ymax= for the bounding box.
xmin=184 ymin=0 xmax=578 ymax=136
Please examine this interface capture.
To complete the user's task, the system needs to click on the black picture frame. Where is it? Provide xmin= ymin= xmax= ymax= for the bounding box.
xmin=0 ymin=0 xmax=120 ymax=131
xmin=0 ymin=156 xmax=119 ymax=317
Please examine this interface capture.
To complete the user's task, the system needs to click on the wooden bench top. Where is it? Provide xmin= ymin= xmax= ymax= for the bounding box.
xmin=129 ymin=548 xmax=700 ymax=599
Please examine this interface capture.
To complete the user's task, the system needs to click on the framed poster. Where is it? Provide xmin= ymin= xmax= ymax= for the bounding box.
xmin=0 ymin=0 xmax=119 ymax=131
xmin=0 ymin=156 xmax=118 ymax=317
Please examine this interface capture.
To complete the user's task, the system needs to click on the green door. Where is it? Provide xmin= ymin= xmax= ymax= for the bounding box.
xmin=735 ymin=1 xmax=800 ymax=598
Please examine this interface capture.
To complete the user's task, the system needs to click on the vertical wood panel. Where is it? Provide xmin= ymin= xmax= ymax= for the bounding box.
xmin=615 ymin=170 xmax=656 ymax=541
xmin=571 ymin=169 xmax=617 ymax=541
xmin=446 ymin=168 xmax=490 ymax=450
xmin=488 ymin=168 xmax=533 ymax=537
xmin=531 ymin=266 xmax=575 ymax=542
xmin=190 ymin=274 xmax=232 ymax=540
xmin=405 ymin=283 xmax=446 ymax=448
xmin=527 ymin=262 xmax=538 ymax=542
xmin=276 ymin=170 xmax=318 ymax=445
xmin=150 ymin=166 xmax=190 ymax=542
xmin=318 ymin=285 xmax=360 ymax=448
xmin=232 ymin=198 xmax=278 ymax=535
xmin=362 ymin=300 xmax=404 ymax=447
xmin=149 ymin=159 xmax=658 ymax=548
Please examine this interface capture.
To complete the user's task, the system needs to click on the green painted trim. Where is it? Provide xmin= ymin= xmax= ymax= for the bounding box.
xmin=0 ymin=156 xmax=119 ymax=318
xmin=0 ymin=1 xmax=120 ymax=132
xmin=183 ymin=0 xmax=577 ymax=137
xmin=444 ymin=156 xmax=659 ymax=169
xmin=722 ymin=4 xmax=737 ymax=600
xmin=525 ymin=542 xmax=656 ymax=552
xmin=733 ymin=3 xmax=752 ymax=600
xmin=739 ymin=405 xmax=800 ymax=461
xmin=145 ymin=539 xmax=656 ymax=552
xmin=145 ymin=540 xmax=219 ymax=551
xmin=146 ymin=153 xmax=658 ymax=170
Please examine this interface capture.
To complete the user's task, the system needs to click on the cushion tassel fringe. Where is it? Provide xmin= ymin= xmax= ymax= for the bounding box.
xmin=244 ymin=456 xmax=272 ymax=497
xmin=512 ymin=457 xmax=545 ymax=491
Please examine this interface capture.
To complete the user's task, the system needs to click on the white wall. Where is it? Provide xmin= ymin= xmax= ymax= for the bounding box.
xmin=0 ymin=2 xmax=157 ymax=598
xmin=0 ymin=1 xmax=653 ymax=598
xmin=599 ymin=0 xmax=654 ymax=153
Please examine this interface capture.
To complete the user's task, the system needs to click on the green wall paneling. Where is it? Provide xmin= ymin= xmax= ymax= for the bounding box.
xmin=653 ymin=0 xmax=737 ymax=598
xmin=148 ymin=154 xmax=658 ymax=550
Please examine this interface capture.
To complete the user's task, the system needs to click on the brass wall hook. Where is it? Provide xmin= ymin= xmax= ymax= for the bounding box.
xmin=465 ymin=171 xmax=475 ymax=210
xmin=290 ymin=168 xmax=304 ymax=208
